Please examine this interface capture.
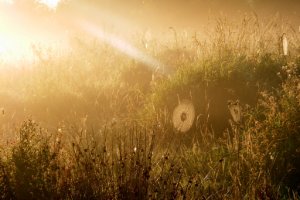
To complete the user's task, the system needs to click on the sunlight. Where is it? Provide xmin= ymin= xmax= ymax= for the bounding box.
xmin=0 ymin=19 xmax=27 ymax=63
xmin=0 ymin=0 xmax=13 ymax=4
xmin=0 ymin=10 xmax=37 ymax=64
xmin=80 ymin=20 xmax=169 ymax=74
xmin=0 ymin=0 xmax=66 ymax=64
xmin=0 ymin=33 xmax=33 ymax=64
xmin=0 ymin=0 xmax=60 ymax=8
xmin=39 ymin=0 xmax=60 ymax=9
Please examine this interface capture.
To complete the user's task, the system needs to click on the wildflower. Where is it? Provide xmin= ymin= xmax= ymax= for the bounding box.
xmin=282 ymin=65 xmax=288 ymax=70
xmin=172 ymin=99 xmax=195 ymax=133
xmin=269 ymin=152 xmax=276 ymax=160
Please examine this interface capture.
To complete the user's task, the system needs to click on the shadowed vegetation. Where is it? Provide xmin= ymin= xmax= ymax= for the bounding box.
xmin=0 ymin=15 xmax=300 ymax=199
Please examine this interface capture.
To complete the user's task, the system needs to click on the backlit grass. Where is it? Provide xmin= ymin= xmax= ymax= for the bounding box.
xmin=0 ymin=15 xmax=300 ymax=199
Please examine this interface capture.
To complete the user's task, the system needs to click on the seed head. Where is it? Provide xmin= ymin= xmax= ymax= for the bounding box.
xmin=228 ymin=100 xmax=242 ymax=123
xmin=172 ymin=99 xmax=195 ymax=133
xmin=282 ymin=33 xmax=288 ymax=56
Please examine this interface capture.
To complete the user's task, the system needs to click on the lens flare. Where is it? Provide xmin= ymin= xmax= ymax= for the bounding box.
xmin=80 ymin=21 xmax=168 ymax=74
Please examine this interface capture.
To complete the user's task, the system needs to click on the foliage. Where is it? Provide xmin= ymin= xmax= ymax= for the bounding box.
xmin=0 ymin=15 xmax=300 ymax=199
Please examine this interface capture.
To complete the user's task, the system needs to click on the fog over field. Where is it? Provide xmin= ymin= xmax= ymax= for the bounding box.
xmin=0 ymin=0 xmax=300 ymax=199
xmin=1 ymin=0 xmax=300 ymax=63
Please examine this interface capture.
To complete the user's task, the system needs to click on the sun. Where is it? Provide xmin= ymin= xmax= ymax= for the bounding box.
xmin=39 ymin=0 xmax=61 ymax=9
xmin=0 ymin=0 xmax=64 ymax=64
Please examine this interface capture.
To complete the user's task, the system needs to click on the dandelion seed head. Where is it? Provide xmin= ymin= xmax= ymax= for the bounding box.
xmin=172 ymin=99 xmax=195 ymax=133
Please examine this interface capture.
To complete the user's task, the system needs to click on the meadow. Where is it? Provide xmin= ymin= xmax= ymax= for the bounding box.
xmin=0 ymin=15 xmax=300 ymax=199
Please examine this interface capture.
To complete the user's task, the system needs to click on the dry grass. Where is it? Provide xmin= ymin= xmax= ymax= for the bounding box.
xmin=0 ymin=14 xmax=300 ymax=199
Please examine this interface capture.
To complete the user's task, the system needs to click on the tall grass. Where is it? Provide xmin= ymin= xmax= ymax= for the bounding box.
xmin=0 ymin=14 xmax=300 ymax=199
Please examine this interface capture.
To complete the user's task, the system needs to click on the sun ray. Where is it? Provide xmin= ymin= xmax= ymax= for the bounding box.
xmin=79 ymin=20 xmax=169 ymax=74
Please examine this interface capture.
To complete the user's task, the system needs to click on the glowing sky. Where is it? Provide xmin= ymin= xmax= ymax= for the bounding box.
xmin=0 ymin=0 xmax=299 ymax=65
xmin=39 ymin=0 xmax=61 ymax=9
xmin=0 ymin=0 xmax=64 ymax=63
xmin=0 ymin=0 xmax=61 ymax=9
